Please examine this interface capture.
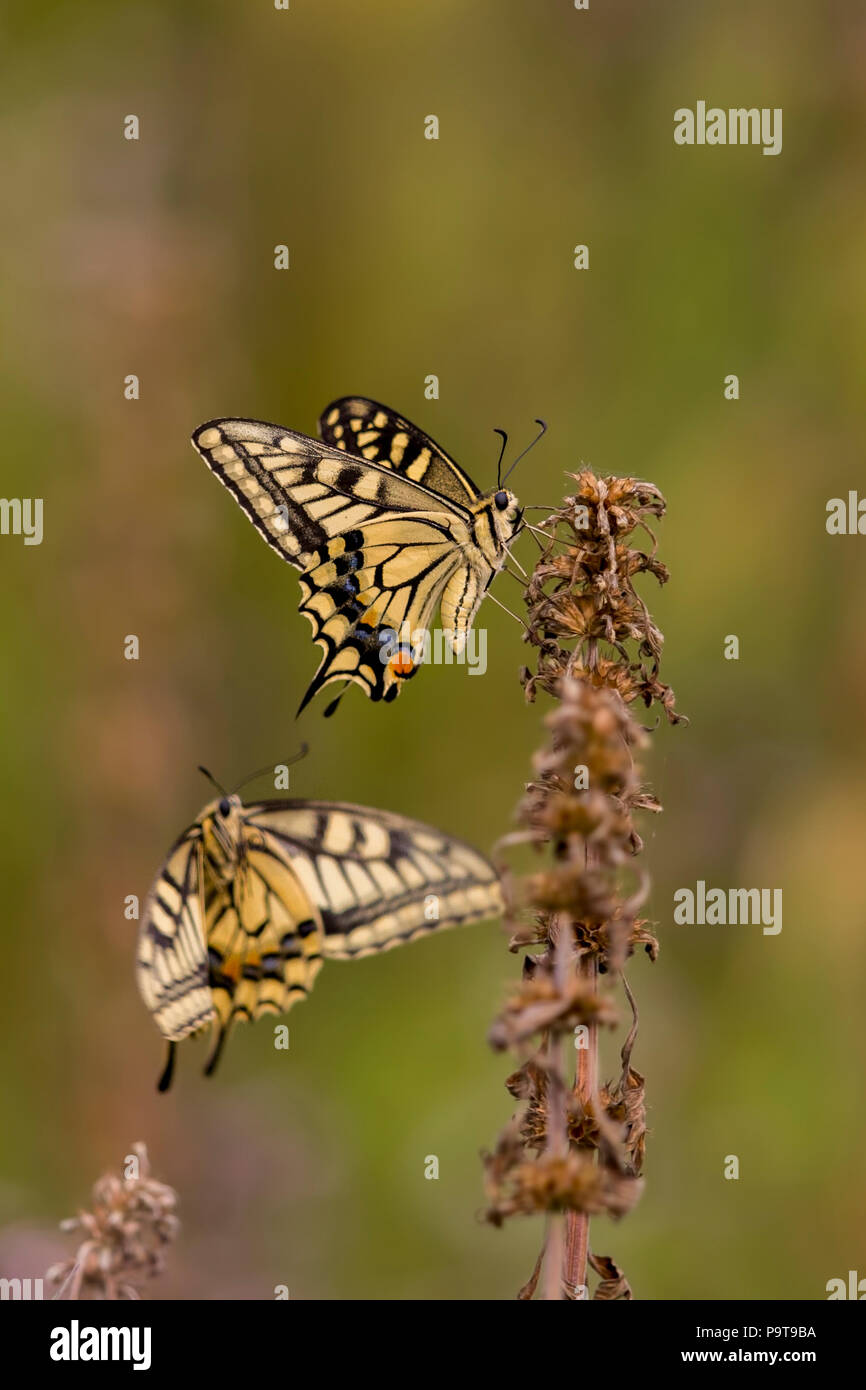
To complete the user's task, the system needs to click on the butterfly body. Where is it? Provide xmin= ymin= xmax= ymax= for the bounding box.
xmin=192 ymin=398 xmax=523 ymax=712
xmin=137 ymin=793 xmax=503 ymax=1085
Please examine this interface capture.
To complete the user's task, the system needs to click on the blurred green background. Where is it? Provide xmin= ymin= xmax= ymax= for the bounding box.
xmin=1 ymin=0 xmax=865 ymax=1300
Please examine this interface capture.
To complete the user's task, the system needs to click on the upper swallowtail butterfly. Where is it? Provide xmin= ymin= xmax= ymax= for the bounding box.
xmin=136 ymin=787 xmax=503 ymax=1089
xmin=192 ymin=398 xmax=528 ymax=715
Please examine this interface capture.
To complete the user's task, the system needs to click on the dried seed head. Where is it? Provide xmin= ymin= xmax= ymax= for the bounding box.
xmin=482 ymin=1148 xmax=643 ymax=1225
xmin=47 ymin=1143 xmax=178 ymax=1301
xmin=522 ymin=471 xmax=685 ymax=723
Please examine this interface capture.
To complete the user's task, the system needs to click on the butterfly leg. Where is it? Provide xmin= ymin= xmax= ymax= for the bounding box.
xmin=203 ymin=1022 xmax=231 ymax=1078
xmin=157 ymin=1040 xmax=177 ymax=1093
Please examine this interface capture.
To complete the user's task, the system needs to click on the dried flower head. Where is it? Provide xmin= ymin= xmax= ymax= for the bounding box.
xmin=489 ymin=971 xmax=619 ymax=1052
xmin=521 ymin=471 xmax=685 ymax=725
xmin=47 ymin=1142 xmax=178 ymax=1300
xmin=483 ymin=1149 xmax=643 ymax=1225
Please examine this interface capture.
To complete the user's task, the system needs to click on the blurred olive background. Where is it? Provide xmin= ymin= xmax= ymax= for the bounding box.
xmin=1 ymin=0 xmax=864 ymax=1300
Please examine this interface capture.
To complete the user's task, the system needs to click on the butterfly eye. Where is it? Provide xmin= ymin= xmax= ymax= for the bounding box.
xmin=494 ymin=490 xmax=509 ymax=511
xmin=218 ymin=798 xmax=232 ymax=818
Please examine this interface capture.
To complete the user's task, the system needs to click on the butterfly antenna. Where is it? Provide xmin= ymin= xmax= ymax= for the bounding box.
xmin=231 ymin=744 xmax=310 ymax=796
xmin=493 ymin=428 xmax=509 ymax=488
xmin=501 ymin=418 xmax=548 ymax=485
xmin=198 ymin=766 xmax=228 ymax=796
xmin=156 ymin=1041 xmax=177 ymax=1094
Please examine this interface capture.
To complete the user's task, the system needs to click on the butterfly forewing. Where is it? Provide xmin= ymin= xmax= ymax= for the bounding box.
xmin=192 ymin=418 xmax=470 ymax=572
xmin=245 ymin=801 xmax=503 ymax=959
xmin=319 ymin=397 xmax=481 ymax=508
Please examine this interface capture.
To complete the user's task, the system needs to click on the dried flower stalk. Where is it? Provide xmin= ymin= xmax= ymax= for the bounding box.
xmin=47 ymin=1142 xmax=178 ymax=1300
xmin=483 ymin=470 xmax=684 ymax=1299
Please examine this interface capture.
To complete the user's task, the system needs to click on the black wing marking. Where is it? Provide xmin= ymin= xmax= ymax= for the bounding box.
xmin=136 ymin=829 xmax=214 ymax=1043
xmin=319 ymin=397 xmax=481 ymax=507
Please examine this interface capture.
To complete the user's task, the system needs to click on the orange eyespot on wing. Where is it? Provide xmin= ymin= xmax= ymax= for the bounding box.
xmin=388 ymin=648 xmax=415 ymax=678
xmin=295 ymin=520 xmax=459 ymax=713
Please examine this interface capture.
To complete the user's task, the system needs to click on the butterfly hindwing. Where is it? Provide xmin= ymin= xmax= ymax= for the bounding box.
xmin=201 ymin=832 xmax=324 ymax=1061
xmin=294 ymin=515 xmax=468 ymax=711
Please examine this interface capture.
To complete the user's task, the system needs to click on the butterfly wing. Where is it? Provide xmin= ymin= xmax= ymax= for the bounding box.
xmin=295 ymin=512 xmax=472 ymax=712
xmin=201 ymin=821 xmax=325 ymax=1064
xmin=136 ymin=828 xmax=215 ymax=1044
xmin=192 ymin=418 xmax=480 ymax=711
xmin=193 ymin=418 xmax=469 ymax=570
xmin=242 ymin=800 xmax=504 ymax=959
xmin=319 ymin=397 xmax=481 ymax=508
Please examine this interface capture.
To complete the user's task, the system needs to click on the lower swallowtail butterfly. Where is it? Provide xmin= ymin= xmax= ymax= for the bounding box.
xmin=192 ymin=398 xmax=538 ymax=715
xmin=136 ymin=786 xmax=503 ymax=1089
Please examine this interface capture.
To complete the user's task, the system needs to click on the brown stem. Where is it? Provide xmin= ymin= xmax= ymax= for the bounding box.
xmin=542 ymin=914 xmax=572 ymax=1300
xmin=563 ymin=951 xmax=599 ymax=1296
xmin=543 ymin=1215 xmax=565 ymax=1302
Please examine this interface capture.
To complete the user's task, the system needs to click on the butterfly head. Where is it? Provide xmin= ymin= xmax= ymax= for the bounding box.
xmin=203 ymin=792 xmax=244 ymax=869
xmin=490 ymin=487 xmax=523 ymax=540
xmin=494 ymin=411 xmax=547 ymax=530
xmin=489 ymin=419 xmax=545 ymax=545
